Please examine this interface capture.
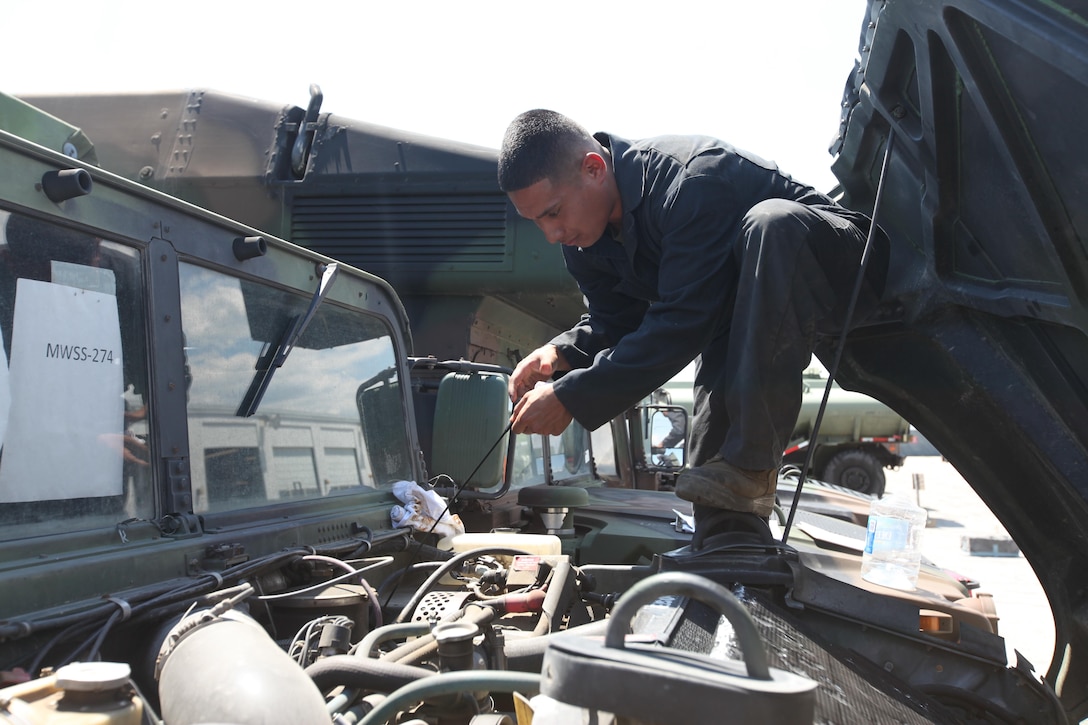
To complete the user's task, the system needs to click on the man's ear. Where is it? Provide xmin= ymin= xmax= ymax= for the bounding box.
xmin=582 ymin=152 xmax=608 ymax=181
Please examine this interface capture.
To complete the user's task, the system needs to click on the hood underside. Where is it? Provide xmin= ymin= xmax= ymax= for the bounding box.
xmin=830 ymin=0 xmax=1088 ymax=711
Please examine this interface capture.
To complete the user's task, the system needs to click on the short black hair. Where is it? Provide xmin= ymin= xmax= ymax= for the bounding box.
xmin=497 ymin=109 xmax=594 ymax=192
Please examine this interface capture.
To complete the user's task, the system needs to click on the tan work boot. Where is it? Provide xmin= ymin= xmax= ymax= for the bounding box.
xmin=675 ymin=456 xmax=778 ymax=517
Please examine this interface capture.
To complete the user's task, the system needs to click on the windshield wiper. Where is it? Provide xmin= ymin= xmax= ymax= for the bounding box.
xmin=236 ymin=262 xmax=339 ymax=417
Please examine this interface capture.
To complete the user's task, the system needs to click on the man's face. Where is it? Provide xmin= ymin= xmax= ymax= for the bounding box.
xmin=507 ymin=164 xmax=612 ymax=249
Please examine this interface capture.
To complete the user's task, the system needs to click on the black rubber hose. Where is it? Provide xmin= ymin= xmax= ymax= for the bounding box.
xmin=305 ymin=654 xmax=436 ymax=694
xmin=377 ymin=561 xmax=444 ymax=602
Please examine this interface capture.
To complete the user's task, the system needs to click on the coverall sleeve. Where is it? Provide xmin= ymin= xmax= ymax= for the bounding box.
xmin=548 ymin=255 xmax=649 ymax=370
xmin=551 ymin=175 xmax=745 ymax=430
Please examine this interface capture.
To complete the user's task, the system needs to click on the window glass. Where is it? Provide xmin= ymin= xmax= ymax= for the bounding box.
xmin=271 ymin=447 xmax=319 ymax=499
xmin=180 ymin=263 xmax=412 ymax=513
xmin=590 ymin=425 xmax=615 ymax=479
xmin=509 ymin=421 xmax=594 ymax=489
xmin=0 ymin=211 xmax=151 ymax=540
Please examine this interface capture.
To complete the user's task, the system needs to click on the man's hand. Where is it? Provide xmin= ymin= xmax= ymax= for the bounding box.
xmin=508 ymin=344 xmax=571 ymax=403
xmin=98 ymin=431 xmax=150 ymax=466
xmin=510 ymin=383 xmax=574 ymax=436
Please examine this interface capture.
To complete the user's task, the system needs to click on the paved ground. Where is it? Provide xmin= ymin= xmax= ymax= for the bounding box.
xmin=882 ymin=456 xmax=1055 ymax=675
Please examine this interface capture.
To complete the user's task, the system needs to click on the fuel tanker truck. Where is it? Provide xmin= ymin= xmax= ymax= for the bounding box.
xmin=651 ymin=362 xmax=911 ymax=496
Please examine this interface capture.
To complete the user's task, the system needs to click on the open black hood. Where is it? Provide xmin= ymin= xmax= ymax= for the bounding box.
xmin=831 ymin=0 xmax=1088 ymax=711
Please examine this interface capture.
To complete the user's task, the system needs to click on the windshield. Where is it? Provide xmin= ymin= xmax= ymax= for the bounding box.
xmin=0 ymin=211 xmax=151 ymax=540
xmin=179 ymin=263 xmax=413 ymax=513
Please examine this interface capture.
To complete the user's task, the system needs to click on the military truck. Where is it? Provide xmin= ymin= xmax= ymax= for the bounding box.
xmin=4 ymin=0 xmax=1088 ymax=720
xmin=790 ymin=365 xmax=912 ymax=496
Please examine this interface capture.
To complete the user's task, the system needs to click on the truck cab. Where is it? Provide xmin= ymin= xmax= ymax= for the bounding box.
xmin=0 ymin=93 xmax=426 ymax=682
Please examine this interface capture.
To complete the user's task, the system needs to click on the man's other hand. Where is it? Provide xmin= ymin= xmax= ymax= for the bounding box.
xmin=508 ymin=344 xmax=571 ymax=403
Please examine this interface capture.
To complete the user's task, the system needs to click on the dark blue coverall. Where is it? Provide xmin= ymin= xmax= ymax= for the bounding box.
xmin=548 ymin=133 xmax=888 ymax=472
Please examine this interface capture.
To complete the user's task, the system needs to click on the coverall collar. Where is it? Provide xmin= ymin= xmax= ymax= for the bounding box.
xmin=593 ymin=132 xmax=645 ymax=263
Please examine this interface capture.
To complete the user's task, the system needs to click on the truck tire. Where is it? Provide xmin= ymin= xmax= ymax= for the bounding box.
xmin=822 ymin=449 xmax=886 ymax=497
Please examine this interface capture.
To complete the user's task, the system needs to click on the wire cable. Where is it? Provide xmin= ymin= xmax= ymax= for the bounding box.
xmin=781 ymin=131 xmax=896 ymax=543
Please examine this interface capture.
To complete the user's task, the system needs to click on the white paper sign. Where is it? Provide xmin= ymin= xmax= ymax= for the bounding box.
xmin=0 ymin=279 xmax=124 ymax=502
xmin=53 ymin=260 xmax=116 ymax=297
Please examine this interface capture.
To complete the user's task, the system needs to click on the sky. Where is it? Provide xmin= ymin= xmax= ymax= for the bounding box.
xmin=4 ymin=0 xmax=869 ymax=193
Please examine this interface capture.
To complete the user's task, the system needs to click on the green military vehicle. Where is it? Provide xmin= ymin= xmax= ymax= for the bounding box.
xmin=790 ymin=365 xmax=912 ymax=496
xmin=4 ymin=0 xmax=1088 ymax=720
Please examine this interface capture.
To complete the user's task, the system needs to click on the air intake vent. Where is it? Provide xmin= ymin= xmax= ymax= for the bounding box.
xmin=290 ymin=194 xmax=510 ymax=271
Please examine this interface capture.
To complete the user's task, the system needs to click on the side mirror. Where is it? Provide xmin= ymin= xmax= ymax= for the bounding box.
xmin=430 ymin=371 xmax=510 ymax=489
xmin=647 ymin=405 xmax=687 ymax=470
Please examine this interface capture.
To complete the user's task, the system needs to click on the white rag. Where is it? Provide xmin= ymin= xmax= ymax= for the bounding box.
xmin=390 ymin=480 xmax=465 ymax=540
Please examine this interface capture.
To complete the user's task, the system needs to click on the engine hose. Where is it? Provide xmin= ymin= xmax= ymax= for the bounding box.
xmin=531 ymin=560 xmax=572 ymax=636
xmin=357 ymin=670 xmax=541 ymax=725
xmin=305 ymin=654 xmax=436 ymax=694
xmin=355 ymin=621 xmax=432 ymax=658
xmin=378 ymin=608 xmax=465 ymax=664
xmin=302 ymin=554 xmax=385 ymax=629
xmin=387 ymin=605 xmax=497 ymax=666
xmin=382 ymin=630 xmax=442 ymax=665
xmin=377 ymin=561 xmax=444 ymax=603
xmin=502 ymin=619 xmax=609 ymax=671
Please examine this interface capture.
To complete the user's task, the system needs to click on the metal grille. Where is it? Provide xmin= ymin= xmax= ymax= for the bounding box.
xmin=669 ymin=593 xmax=951 ymax=725
xmin=412 ymin=590 xmax=472 ymax=623
xmin=290 ymin=194 xmax=509 ymax=270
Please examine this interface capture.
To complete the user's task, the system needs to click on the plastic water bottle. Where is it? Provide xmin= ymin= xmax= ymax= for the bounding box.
xmin=861 ymin=494 xmax=927 ymax=591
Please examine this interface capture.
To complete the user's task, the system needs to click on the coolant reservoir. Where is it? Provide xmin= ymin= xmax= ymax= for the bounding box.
xmin=0 ymin=662 xmax=143 ymax=725
xmin=861 ymin=494 xmax=928 ymax=591
xmin=451 ymin=532 xmax=561 ymax=556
